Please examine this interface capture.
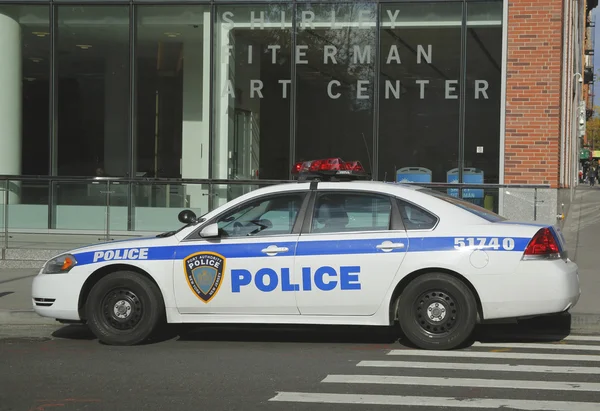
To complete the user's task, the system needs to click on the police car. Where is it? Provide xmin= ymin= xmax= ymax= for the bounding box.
xmin=31 ymin=158 xmax=580 ymax=350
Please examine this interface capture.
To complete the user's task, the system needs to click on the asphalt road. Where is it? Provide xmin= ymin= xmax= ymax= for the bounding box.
xmin=1 ymin=322 xmax=600 ymax=411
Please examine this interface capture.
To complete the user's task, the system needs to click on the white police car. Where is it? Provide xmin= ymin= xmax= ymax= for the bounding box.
xmin=31 ymin=158 xmax=580 ymax=350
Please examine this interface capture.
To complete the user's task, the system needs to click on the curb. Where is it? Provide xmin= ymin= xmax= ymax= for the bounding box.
xmin=570 ymin=313 xmax=600 ymax=332
xmin=0 ymin=260 xmax=45 ymax=269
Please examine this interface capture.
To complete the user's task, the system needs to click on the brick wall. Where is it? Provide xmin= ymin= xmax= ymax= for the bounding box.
xmin=504 ymin=0 xmax=565 ymax=187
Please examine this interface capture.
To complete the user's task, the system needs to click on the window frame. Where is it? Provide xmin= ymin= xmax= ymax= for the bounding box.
xmin=183 ymin=189 xmax=312 ymax=241
xmin=395 ymin=197 xmax=440 ymax=232
xmin=300 ymin=189 xmax=405 ymax=235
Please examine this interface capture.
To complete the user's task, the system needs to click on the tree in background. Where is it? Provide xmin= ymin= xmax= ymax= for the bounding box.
xmin=586 ymin=105 xmax=600 ymax=150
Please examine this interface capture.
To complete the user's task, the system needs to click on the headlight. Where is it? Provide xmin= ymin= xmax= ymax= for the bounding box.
xmin=42 ymin=254 xmax=78 ymax=274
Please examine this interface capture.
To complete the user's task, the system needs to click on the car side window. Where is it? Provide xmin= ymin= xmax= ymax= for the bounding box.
xmin=216 ymin=193 xmax=305 ymax=238
xmin=397 ymin=199 xmax=438 ymax=230
xmin=310 ymin=192 xmax=391 ymax=234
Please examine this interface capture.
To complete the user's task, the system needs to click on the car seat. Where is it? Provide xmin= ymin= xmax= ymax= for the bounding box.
xmin=315 ymin=200 xmax=349 ymax=232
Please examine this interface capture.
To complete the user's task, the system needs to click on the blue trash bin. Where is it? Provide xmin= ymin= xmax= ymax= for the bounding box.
xmin=446 ymin=168 xmax=484 ymax=206
xmin=396 ymin=167 xmax=432 ymax=183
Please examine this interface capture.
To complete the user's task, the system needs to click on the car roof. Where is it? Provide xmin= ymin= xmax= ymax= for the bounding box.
xmin=247 ymin=180 xmax=422 ymax=195
xmin=202 ymin=180 xmax=483 ymax=224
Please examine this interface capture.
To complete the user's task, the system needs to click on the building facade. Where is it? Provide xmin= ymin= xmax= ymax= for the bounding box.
xmin=0 ymin=0 xmax=595 ymax=237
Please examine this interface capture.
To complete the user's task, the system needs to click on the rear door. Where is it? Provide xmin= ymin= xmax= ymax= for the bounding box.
xmin=294 ymin=188 xmax=408 ymax=316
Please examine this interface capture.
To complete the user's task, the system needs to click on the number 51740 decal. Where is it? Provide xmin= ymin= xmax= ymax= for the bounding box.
xmin=454 ymin=237 xmax=515 ymax=251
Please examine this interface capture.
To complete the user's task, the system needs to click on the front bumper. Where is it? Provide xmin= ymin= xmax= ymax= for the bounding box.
xmin=477 ymin=258 xmax=581 ymax=321
xmin=31 ymin=269 xmax=85 ymax=321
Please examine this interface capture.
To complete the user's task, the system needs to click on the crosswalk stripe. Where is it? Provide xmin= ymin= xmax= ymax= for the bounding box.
xmin=268 ymin=392 xmax=600 ymax=410
xmin=512 ymin=335 xmax=600 ymax=342
xmin=322 ymin=374 xmax=600 ymax=392
xmin=472 ymin=342 xmax=600 ymax=351
xmin=387 ymin=349 xmax=600 ymax=361
xmin=564 ymin=335 xmax=600 ymax=342
xmin=357 ymin=360 xmax=600 ymax=374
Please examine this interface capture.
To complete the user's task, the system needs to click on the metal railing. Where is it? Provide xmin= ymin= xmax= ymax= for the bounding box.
xmin=0 ymin=174 xmax=553 ymax=253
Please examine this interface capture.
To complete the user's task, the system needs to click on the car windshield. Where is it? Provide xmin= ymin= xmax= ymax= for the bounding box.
xmin=418 ymin=188 xmax=506 ymax=222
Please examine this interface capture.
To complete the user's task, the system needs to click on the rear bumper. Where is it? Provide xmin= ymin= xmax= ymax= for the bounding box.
xmin=478 ymin=258 xmax=581 ymax=321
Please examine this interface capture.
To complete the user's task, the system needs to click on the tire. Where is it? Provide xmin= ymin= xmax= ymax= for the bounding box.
xmin=85 ymin=271 xmax=165 ymax=346
xmin=397 ymin=273 xmax=477 ymax=350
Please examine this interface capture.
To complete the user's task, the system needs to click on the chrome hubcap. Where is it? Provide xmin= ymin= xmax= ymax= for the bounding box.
xmin=427 ymin=302 xmax=447 ymax=322
xmin=113 ymin=300 xmax=132 ymax=319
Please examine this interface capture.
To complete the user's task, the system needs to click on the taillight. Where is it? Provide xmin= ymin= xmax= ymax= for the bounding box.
xmin=523 ymin=228 xmax=561 ymax=259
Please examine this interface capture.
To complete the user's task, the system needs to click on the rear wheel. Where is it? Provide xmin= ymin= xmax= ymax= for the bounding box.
xmin=397 ymin=273 xmax=477 ymax=350
xmin=85 ymin=271 xmax=165 ymax=346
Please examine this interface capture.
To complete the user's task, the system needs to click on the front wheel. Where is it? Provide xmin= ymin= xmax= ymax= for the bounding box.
xmin=397 ymin=273 xmax=477 ymax=350
xmin=85 ymin=271 xmax=165 ymax=346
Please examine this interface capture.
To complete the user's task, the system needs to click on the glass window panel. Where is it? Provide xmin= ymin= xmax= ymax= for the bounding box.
xmin=0 ymin=5 xmax=50 ymax=178
xmin=397 ymin=198 xmax=438 ymax=230
xmin=212 ymin=4 xmax=293 ymax=206
xmin=311 ymin=192 xmax=391 ymax=233
xmin=135 ymin=5 xmax=212 ymax=224
xmin=378 ymin=2 xmax=462 ymax=184
xmin=464 ymin=2 xmax=503 ymax=185
xmin=135 ymin=5 xmax=211 ymax=180
xmin=56 ymin=6 xmax=130 ymax=178
xmin=216 ymin=193 xmax=305 ymax=237
xmin=0 ymin=6 xmax=50 ymax=231
xmin=294 ymin=3 xmax=377 ymax=176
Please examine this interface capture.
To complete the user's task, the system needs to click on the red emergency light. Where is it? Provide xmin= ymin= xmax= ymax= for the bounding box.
xmin=291 ymin=157 xmax=369 ymax=180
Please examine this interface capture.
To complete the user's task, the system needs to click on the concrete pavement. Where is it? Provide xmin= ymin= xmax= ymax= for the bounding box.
xmin=1 ymin=326 xmax=600 ymax=410
xmin=560 ymin=185 xmax=600 ymax=330
xmin=0 ymin=268 xmax=56 ymax=326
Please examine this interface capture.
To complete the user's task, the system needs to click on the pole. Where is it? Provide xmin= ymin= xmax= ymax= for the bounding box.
xmin=533 ymin=188 xmax=537 ymax=221
xmin=2 ymin=186 xmax=8 ymax=259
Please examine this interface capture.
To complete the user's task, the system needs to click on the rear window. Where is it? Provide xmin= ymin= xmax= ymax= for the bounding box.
xmin=419 ymin=189 xmax=506 ymax=222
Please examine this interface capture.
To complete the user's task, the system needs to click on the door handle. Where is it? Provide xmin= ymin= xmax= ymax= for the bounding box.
xmin=376 ymin=241 xmax=405 ymax=252
xmin=261 ymin=245 xmax=289 ymax=256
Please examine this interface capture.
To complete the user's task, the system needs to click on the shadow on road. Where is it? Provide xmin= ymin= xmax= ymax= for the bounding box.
xmin=49 ymin=312 xmax=574 ymax=347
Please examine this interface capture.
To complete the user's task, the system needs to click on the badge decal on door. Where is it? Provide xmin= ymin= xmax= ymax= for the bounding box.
xmin=184 ymin=252 xmax=226 ymax=303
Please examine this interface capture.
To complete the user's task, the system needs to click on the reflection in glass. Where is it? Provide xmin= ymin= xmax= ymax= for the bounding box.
xmin=135 ymin=5 xmax=212 ymax=223
xmin=378 ymin=2 xmax=462 ymax=183
xmin=294 ymin=3 xmax=377 ymax=175
xmin=213 ymin=4 xmax=293 ymax=205
xmin=133 ymin=182 xmax=208 ymax=232
xmin=464 ymin=2 xmax=503 ymax=184
xmin=136 ymin=5 xmax=211 ymax=180
xmin=56 ymin=6 xmax=130 ymax=178
xmin=0 ymin=6 xmax=50 ymax=179
xmin=0 ymin=6 xmax=50 ymax=233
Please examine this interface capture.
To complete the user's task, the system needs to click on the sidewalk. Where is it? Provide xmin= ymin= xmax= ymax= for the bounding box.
xmin=560 ymin=185 xmax=600 ymax=330
xmin=0 ymin=187 xmax=599 ymax=331
xmin=0 ymin=268 xmax=57 ymax=326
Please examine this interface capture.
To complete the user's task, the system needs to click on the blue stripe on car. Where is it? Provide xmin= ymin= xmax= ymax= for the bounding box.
xmin=71 ymin=236 xmax=532 ymax=266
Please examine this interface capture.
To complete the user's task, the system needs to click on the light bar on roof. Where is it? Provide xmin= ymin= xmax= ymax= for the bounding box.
xmin=291 ymin=157 xmax=370 ymax=181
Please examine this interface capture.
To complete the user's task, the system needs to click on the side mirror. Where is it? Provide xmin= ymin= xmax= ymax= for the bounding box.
xmin=199 ymin=223 xmax=219 ymax=238
xmin=178 ymin=209 xmax=197 ymax=224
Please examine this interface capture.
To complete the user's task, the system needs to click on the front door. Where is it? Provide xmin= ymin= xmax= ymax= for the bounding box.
xmin=294 ymin=190 xmax=408 ymax=316
xmin=173 ymin=191 xmax=308 ymax=315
